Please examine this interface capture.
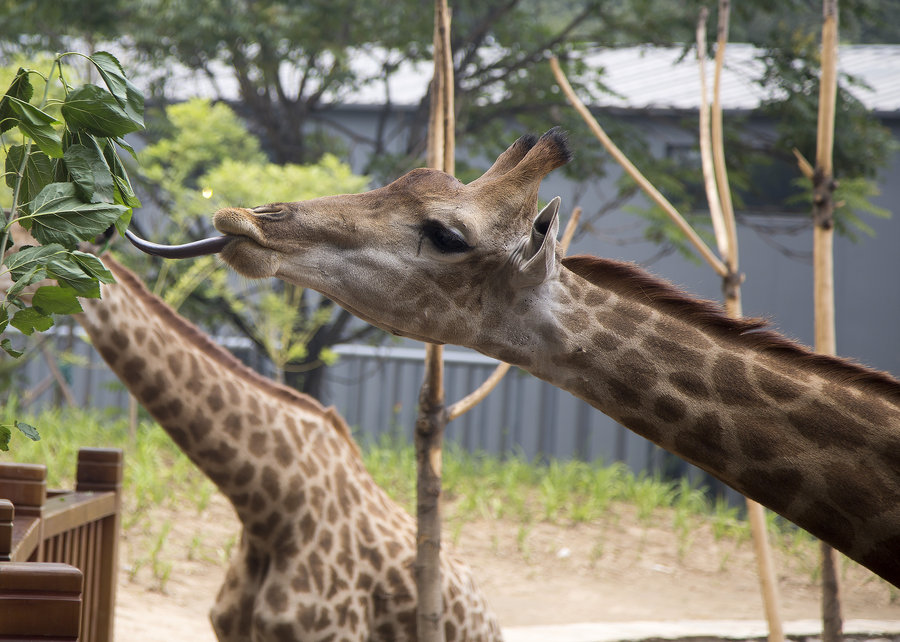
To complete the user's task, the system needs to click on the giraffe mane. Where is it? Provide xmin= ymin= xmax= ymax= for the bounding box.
xmin=103 ymin=254 xmax=361 ymax=454
xmin=562 ymin=254 xmax=900 ymax=403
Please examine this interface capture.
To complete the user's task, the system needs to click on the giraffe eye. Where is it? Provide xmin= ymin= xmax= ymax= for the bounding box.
xmin=422 ymin=221 xmax=470 ymax=254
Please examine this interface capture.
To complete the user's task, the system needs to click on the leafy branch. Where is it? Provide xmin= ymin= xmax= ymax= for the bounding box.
xmin=1 ymin=51 xmax=144 ymax=449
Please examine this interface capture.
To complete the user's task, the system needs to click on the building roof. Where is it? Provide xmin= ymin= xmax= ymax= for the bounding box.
xmin=142 ymin=44 xmax=900 ymax=115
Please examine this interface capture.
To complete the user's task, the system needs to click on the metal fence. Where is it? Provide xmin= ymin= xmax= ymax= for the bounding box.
xmin=11 ymin=324 xmax=730 ymax=494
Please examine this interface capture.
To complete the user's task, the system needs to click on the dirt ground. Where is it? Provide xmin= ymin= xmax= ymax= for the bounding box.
xmin=115 ymin=494 xmax=900 ymax=641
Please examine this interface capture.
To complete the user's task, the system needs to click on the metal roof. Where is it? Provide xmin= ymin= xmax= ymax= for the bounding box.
xmin=140 ymin=44 xmax=900 ymax=115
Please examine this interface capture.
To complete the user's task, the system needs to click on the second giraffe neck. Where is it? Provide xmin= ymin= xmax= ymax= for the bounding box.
xmin=76 ymin=256 xmax=365 ymax=529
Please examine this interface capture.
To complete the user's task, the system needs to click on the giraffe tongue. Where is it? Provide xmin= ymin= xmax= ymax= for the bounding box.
xmin=123 ymin=229 xmax=231 ymax=259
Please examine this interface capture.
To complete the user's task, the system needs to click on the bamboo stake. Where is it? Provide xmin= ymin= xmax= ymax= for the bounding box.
xmin=696 ymin=8 xmax=728 ymax=260
xmin=711 ymin=0 xmax=739 ymax=275
xmin=555 ymin=12 xmax=788 ymax=640
xmin=812 ymin=1 xmax=843 ymax=639
xmin=549 ymin=57 xmax=728 ymax=278
xmin=700 ymin=8 xmax=785 ymax=641
xmin=416 ymin=2 xmax=454 ymax=639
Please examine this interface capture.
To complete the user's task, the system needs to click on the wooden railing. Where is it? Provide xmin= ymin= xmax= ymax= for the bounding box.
xmin=0 ymin=448 xmax=123 ymax=641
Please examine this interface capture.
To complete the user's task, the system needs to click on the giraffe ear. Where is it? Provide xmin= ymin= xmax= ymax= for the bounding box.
xmin=513 ymin=196 xmax=560 ymax=288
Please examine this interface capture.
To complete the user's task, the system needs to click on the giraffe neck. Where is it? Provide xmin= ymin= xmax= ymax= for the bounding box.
xmin=483 ymin=255 xmax=900 ymax=584
xmin=76 ymin=255 xmax=363 ymax=528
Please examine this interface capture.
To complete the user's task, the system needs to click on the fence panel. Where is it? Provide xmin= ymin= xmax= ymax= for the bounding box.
xmin=0 ymin=447 xmax=123 ymax=642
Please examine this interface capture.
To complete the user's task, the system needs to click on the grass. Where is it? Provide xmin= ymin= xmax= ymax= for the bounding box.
xmin=1 ymin=402 xmax=859 ymax=590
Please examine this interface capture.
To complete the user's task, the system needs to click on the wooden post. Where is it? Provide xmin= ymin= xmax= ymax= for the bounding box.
xmin=812 ymin=1 xmax=843 ymax=639
xmin=75 ymin=448 xmax=123 ymax=642
xmin=0 ymin=562 xmax=83 ymax=640
xmin=416 ymin=1 xmax=454 ymax=639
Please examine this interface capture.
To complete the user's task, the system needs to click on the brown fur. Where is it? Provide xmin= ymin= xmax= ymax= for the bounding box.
xmin=102 ymin=255 xmax=362 ymax=456
xmin=562 ymin=254 xmax=900 ymax=403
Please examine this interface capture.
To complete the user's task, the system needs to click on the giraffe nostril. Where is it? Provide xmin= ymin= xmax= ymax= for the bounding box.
xmin=252 ymin=204 xmax=289 ymax=220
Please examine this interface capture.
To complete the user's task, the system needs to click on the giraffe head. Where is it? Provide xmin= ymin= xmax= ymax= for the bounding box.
xmin=209 ymin=129 xmax=572 ymax=349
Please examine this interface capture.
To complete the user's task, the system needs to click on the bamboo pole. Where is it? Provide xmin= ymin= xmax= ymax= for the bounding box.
xmin=812 ymin=1 xmax=843 ymax=639
xmin=701 ymin=7 xmax=786 ymax=640
xmin=549 ymin=57 xmax=728 ymax=278
xmin=554 ymin=10 xmax=787 ymax=639
xmin=416 ymin=1 xmax=453 ymax=639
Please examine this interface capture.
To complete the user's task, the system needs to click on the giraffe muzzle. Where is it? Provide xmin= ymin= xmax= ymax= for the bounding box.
xmin=124 ymin=229 xmax=232 ymax=259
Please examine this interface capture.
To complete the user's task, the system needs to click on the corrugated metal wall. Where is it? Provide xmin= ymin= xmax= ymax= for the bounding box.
xmin=11 ymin=326 xmax=695 ymax=484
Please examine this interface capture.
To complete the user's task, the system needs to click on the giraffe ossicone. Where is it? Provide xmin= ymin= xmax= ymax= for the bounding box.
xmin=198 ymin=128 xmax=900 ymax=587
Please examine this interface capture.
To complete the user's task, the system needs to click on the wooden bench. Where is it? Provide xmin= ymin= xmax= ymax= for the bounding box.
xmin=0 ymin=448 xmax=123 ymax=642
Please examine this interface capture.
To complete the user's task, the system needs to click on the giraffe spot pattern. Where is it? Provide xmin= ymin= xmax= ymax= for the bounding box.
xmin=234 ymin=462 xmax=255 ymax=487
xmin=248 ymin=430 xmax=268 ymax=457
xmin=753 ymin=364 xmax=805 ymax=401
xmin=614 ymin=349 xmax=659 ymax=390
xmin=674 ymin=412 xmax=727 ymax=465
xmin=798 ymin=500 xmax=855 ymax=551
xmin=712 ymin=353 xmax=764 ymax=406
xmin=787 ymin=401 xmax=871 ymax=450
xmin=122 ymin=356 xmax=145 ymax=386
xmin=736 ymin=467 xmax=804 ymax=515
xmin=824 ymin=461 xmax=899 ymax=519
xmin=643 ymin=334 xmax=707 ymax=370
xmin=224 ymin=413 xmax=242 ymax=439
xmin=592 ymin=331 xmax=622 ymax=352
xmin=653 ymin=395 xmax=686 ymax=423
xmin=602 ymin=308 xmax=639 ymax=338
xmin=668 ymin=371 xmax=709 ymax=399
xmin=261 ymin=466 xmax=281 ymax=500
xmin=619 ymin=415 xmax=663 ymax=445
xmin=605 ymin=377 xmax=642 ymax=409
xmin=165 ymin=354 xmax=183 ymax=378
xmin=265 ymin=584 xmax=288 ymax=613
xmin=206 ymin=384 xmax=225 ymax=413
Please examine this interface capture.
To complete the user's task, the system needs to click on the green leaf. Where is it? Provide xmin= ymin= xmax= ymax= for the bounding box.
xmin=90 ymin=51 xmax=128 ymax=106
xmin=63 ymin=141 xmax=115 ymax=203
xmin=7 ymin=96 xmax=63 ymax=158
xmin=10 ymin=307 xmax=54 ymax=335
xmin=6 ymin=243 xmax=68 ymax=279
xmin=1 ymin=338 xmax=24 ymax=359
xmin=4 ymin=144 xmax=55 ymax=213
xmin=7 ymin=263 xmax=48 ymax=300
xmin=114 ymin=209 xmax=133 ymax=237
xmin=0 ymin=424 xmax=10 ymax=451
xmin=123 ymin=78 xmax=145 ymax=129
xmin=104 ymin=143 xmax=141 ymax=208
xmin=16 ymin=421 xmax=40 ymax=442
xmin=25 ymin=182 xmax=128 ymax=248
xmin=32 ymin=285 xmax=83 ymax=315
xmin=46 ymin=254 xmax=102 ymax=298
xmin=61 ymin=84 xmax=143 ymax=137
xmin=70 ymin=250 xmax=115 ymax=284
xmin=0 ymin=67 xmax=33 ymax=134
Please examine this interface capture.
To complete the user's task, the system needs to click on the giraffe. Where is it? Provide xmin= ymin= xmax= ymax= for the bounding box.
xmin=181 ymin=128 xmax=900 ymax=586
xmin=5 ymin=247 xmax=502 ymax=641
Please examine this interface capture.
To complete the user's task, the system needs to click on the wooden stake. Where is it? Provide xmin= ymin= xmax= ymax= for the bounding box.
xmin=813 ymin=1 xmax=843 ymax=639
xmin=416 ymin=2 xmax=454 ymax=639
xmin=550 ymin=57 xmax=728 ymax=278
xmin=699 ymin=7 xmax=785 ymax=640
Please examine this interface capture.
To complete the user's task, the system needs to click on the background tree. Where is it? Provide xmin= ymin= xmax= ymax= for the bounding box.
xmin=131 ymin=98 xmax=372 ymax=396
xmin=2 ymin=0 xmax=895 ymax=397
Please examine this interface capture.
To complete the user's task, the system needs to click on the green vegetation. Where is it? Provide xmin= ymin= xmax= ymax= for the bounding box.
xmin=0 ymin=403 xmax=849 ymax=591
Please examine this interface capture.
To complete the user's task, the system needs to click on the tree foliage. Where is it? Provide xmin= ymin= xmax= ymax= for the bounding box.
xmin=0 ymin=51 xmax=144 ymax=448
xmin=132 ymin=99 xmax=371 ymax=394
